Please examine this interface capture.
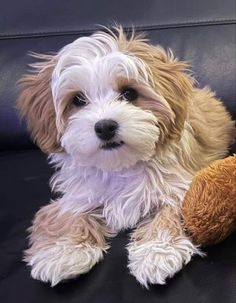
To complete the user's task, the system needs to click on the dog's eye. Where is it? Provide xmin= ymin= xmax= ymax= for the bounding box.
xmin=73 ymin=92 xmax=87 ymax=107
xmin=121 ymin=88 xmax=138 ymax=102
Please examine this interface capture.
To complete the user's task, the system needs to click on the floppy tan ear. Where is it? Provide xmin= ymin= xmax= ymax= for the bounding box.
xmin=118 ymin=30 xmax=195 ymax=142
xmin=134 ymin=46 xmax=194 ymax=142
xmin=17 ymin=54 xmax=62 ymax=153
xmin=149 ymin=52 xmax=194 ymax=142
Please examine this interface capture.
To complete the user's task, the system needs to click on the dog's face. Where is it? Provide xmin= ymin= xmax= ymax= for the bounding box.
xmin=18 ymin=28 xmax=194 ymax=171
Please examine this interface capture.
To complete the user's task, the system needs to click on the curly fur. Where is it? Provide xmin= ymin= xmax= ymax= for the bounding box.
xmin=17 ymin=27 xmax=235 ymax=287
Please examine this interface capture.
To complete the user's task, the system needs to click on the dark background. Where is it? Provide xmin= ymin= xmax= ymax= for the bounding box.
xmin=0 ymin=1 xmax=235 ymax=302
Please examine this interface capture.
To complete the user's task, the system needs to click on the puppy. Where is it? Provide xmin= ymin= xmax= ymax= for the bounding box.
xmin=18 ymin=27 xmax=235 ymax=287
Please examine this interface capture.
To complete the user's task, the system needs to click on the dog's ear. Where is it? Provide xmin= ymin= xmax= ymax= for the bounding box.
xmin=122 ymin=35 xmax=195 ymax=141
xmin=17 ymin=54 xmax=63 ymax=153
xmin=145 ymin=47 xmax=194 ymax=141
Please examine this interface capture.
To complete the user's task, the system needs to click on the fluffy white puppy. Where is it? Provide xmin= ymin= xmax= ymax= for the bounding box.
xmin=18 ymin=27 xmax=235 ymax=287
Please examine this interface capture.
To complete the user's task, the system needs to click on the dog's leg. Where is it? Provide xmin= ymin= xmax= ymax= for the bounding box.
xmin=127 ymin=205 xmax=203 ymax=288
xmin=24 ymin=202 xmax=112 ymax=286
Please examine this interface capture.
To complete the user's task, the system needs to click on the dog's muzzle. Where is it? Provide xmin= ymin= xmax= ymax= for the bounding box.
xmin=95 ymin=119 xmax=118 ymax=141
xmin=95 ymin=119 xmax=124 ymax=150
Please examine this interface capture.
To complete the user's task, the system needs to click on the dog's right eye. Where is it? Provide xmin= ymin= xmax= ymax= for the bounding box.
xmin=73 ymin=92 xmax=87 ymax=107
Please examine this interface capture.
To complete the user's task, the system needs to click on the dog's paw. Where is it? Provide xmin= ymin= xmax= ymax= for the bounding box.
xmin=24 ymin=244 xmax=104 ymax=286
xmin=127 ymin=238 xmax=201 ymax=288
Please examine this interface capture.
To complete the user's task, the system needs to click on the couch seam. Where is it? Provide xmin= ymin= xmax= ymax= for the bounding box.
xmin=0 ymin=19 xmax=235 ymax=40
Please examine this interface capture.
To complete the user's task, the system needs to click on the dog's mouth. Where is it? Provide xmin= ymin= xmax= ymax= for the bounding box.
xmin=101 ymin=141 xmax=124 ymax=150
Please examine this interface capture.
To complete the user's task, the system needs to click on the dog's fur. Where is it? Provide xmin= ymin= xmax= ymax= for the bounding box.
xmin=18 ymin=27 xmax=235 ymax=287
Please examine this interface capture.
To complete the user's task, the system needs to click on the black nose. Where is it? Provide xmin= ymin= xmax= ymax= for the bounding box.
xmin=94 ymin=119 xmax=118 ymax=141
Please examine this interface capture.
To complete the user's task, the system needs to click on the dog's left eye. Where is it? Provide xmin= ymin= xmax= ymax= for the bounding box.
xmin=121 ymin=88 xmax=138 ymax=102
xmin=73 ymin=92 xmax=87 ymax=107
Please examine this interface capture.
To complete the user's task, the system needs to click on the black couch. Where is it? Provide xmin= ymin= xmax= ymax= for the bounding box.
xmin=0 ymin=1 xmax=235 ymax=302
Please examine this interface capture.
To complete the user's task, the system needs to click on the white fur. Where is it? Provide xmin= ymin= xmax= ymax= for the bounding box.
xmin=51 ymin=32 xmax=151 ymax=131
xmin=50 ymin=148 xmax=192 ymax=231
xmin=47 ymin=32 xmax=194 ymax=231
xmin=27 ymin=244 xmax=104 ymax=287
xmin=26 ymin=31 xmax=207 ymax=287
xmin=60 ymin=101 xmax=160 ymax=171
xmin=128 ymin=235 xmax=203 ymax=288
xmin=50 ymin=31 xmax=174 ymax=172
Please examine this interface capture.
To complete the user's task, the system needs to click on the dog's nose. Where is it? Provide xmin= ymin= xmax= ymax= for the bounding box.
xmin=94 ymin=119 xmax=118 ymax=141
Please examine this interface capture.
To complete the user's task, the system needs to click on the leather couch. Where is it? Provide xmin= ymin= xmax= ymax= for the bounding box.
xmin=0 ymin=1 xmax=235 ymax=302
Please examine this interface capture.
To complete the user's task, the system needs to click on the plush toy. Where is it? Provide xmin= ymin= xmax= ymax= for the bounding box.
xmin=182 ymin=155 xmax=236 ymax=247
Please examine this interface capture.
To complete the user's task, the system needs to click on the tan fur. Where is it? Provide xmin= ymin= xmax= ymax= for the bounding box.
xmin=17 ymin=54 xmax=62 ymax=153
xmin=130 ymin=205 xmax=184 ymax=244
xmin=163 ymin=88 xmax=236 ymax=176
xmin=116 ymin=27 xmax=194 ymax=143
xmin=115 ymin=28 xmax=235 ymax=173
xmin=190 ymin=88 xmax=235 ymax=161
xmin=24 ymin=202 xmax=113 ymax=262
xmin=183 ymin=155 xmax=236 ymax=247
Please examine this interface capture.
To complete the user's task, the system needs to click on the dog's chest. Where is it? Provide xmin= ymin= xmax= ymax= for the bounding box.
xmin=87 ymin=166 xmax=157 ymax=230
xmin=79 ymin=162 xmax=190 ymax=231
xmin=56 ymin=159 xmax=190 ymax=231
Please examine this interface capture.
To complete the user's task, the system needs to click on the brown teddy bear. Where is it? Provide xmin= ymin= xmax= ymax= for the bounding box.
xmin=182 ymin=155 xmax=236 ymax=247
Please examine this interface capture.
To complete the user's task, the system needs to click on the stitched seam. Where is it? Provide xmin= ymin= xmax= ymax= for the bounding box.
xmin=0 ymin=19 xmax=235 ymax=40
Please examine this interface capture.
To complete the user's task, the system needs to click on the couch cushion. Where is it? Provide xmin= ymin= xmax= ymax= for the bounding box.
xmin=1 ymin=0 xmax=236 ymax=38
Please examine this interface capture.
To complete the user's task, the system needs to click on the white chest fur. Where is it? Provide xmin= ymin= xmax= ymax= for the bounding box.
xmin=50 ymin=153 xmax=192 ymax=231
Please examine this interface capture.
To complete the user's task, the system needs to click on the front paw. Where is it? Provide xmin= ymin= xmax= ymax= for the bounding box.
xmin=24 ymin=244 xmax=104 ymax=286
xmin=127 ymin=238 xmax=201 ymax=288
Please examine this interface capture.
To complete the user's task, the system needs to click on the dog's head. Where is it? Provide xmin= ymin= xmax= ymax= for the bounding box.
xmin=18 ymin=27 xmax=194 ymax=171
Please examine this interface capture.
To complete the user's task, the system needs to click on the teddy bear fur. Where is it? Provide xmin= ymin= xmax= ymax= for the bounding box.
xmin=183 ymin=155 xmax=236 ymax=247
